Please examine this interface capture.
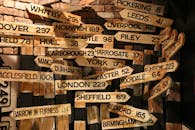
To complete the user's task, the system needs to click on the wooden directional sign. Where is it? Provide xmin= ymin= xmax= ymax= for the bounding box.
xmin=27 ymin=3 xmax=82 ymax=26
xmin=83 ymin=66 xmax=133 ymax=81
xmin=53 ymin=22 xmax=103 ymax=34
xmin=114 ymin=0 xmax=165 ymax=16
xmin=0 ymin=80 xmax=11 ymax=107
xmin=102 ymin=114 xmax=157 ymax=129
xmin=159 ymin=26 xmax=172 ymax=42
xmin=144 ymin=60 xmax=179 ymax=73
xmin=55 ymin=80 xmax=108 ymax=90
xmin=115 ymin=31 xmax=161 ymax=45
xmin=120 ymin=70 xmax=166 ymax=88
xmin=75 ymin=57 xmax=125 ymax=68
xmin=149 ymin=76 xmax=172 ymax=100
xmin=34 ymin=37 xmax=88 ymax=48
xmin=94 ymin=47 xmax=143 ymax=61
xmin=0 ymin=121 xmax=9 ymax=130
xmin=46 ymin=48 xmax=94 ymax=58
xmin=50 ymin=63 xmax=82 ymax=76
xmin=10 ymin=104 xmax=71 ymax=120
xmin=87 ymin=34 xmax=114 ymax=44
xmin=1 ymin=116 xmax=16 ymax=130
xmin=109 ymin=103 xmax=150 ymax=122
xmin=0 ymin=21 xmax=54 ymax=36
xmin=120 ymin=9 xmax=173 ymax=28
xmin=104 ymin=20 xmax=156 ymax=32
xmin=162 ymin=29 xmax=178 ymax=49
xmin=75 ymin=92 xmax=130 ymax=103
xmin=0 ymin=69 xmax=54 ymax=83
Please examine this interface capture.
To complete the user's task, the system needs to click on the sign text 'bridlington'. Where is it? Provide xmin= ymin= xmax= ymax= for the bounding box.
xmin=27 ymin=3 xmax=82 ymax=26
xmin=104 ymin=20 xmax=156 ymax=32
xmin=0 ymin=21 xmax=54 ymax=36
xmin=120 ymin=9 xmax=173 ymax=28
xmin=149 ymin=76 xmax=172 ymax=100
xmin=75 ymin=57 xmax=125 ymax=68
xmin=55 ymin=80 xmax=108 ymax=90
xmin=75 ymin=92 xmax=130 ymax=103
xmin=115 ymin=31 xmax=161 ymax=45
xmin=0 ymin=69 xmax=54 ymax=83
xmin=120 ymin=70 xmax=166 ymax=88
xmin=109 ymin=103 xmax=150 ymax=122
xmin=10 ymin=104 xmax=71 ymax=120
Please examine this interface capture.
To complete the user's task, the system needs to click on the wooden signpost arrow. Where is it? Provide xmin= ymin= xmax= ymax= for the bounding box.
xmin=109 ymin=103 xmax=151 ymax=122
xmin=114 ymin=0 xmax=165 ymax=16
xmin=10 ymin=104 xmax=71 ymax=120
xmin=144 ymin=60 xmax=179 ymax=73
xmin=115 ymin=31 xmax=161 ymax=45
xmin=120 ymin=70 xmax=166 ymax=89
xmin=101 ymin=114 xmax=157 ymax=129
xmin=27 ymin=3 xmax=82 ymax=26
xmin=55 ymin=80 xmax=108 ymax=90
xmin=86 ymin=34 xmax=114 ymax=44
xmin=0 ymin=21 xmax=54 ymax=36
xmin=75 ymin=91 xmax=130 ymax=103
xmin=104 ymin=20 xmax=156 ymax=32
xmin=120 ymin=9 xmax=173 ymax=28
xmin=75 ymin=57 xmax=125 ymax=68
xmin=148 ymin=76 xmax=172 ymax=100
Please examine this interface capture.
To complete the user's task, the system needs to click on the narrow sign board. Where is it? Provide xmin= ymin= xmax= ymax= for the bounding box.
xmin=114 ymin=0 xmax=165 ymax=16
xmin=120 ymin=9 xmax=173 ymax=28
xmin=55 ymin=80 xmax=108 ymax=90
xmin=0 ymin=79 xmax=11 ymax=107
xmin=0 ymin=121 xmax=9 ymax=130
xmin=27 ymin=3 xmax=82 ymax=26
xmin=144 ymin=60 xmax=179 ymax=73
xmin=10 ymin=104 xmax=71 ymax=120
xmin=115 ymin=31 xmax=161 ymax=45
xmin=102 ymin=115 xmax=157 ymax=129
xmin=104 ymin=20 xmax=156 ymax=32
xmin=87 ymin=34 xmax=114 ymax=44
xmin=50 ymin=63 xmax=82 ymax=76
xmin=53 ymin=22 xmax=103 ymax=34
xmin=120 ymin=70 xmax=166 ymax=88
xmin=0 ymin=21 xmax=54 ymax=36
xmin=75 ymin=92 xmax=130 ymax=103
xmin=149 ymin=76 xmax=172 ymax=100
xmin=0 ymin=69 xmax=54 ymax=83
xmin=75 ymin=57 xmax=125 ymax=68
xmin=109 ymin=103 xmax=150 ymax=122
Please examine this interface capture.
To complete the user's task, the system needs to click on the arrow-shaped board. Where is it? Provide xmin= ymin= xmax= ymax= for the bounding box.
xmin=27 ymin=3 xmax=82 ymax=26
xmin=120 ymin=9 xmax=173 ymax=28
xmin=53 ymin=22 xmax=103 ymax=34
xmin=75 ymin=57 xmax=125 ymax=68
xmin=10 ymin=104 xmax=71 ymax=120
xmin=102 ymin=114 xmax=157 ymax=130
xmin=75 ymin=92 xmax=130 ymax=103
xmin=109 ymin=103 xmax=150 ymax=122
xmin=104 ymin=20 xmax=156 ymax=32
xmin=114 ymin=0 xmax=165 ymax=16
xmin=87 ymin=34 xmax=114 ymax=44
xmin=0 ymin=21 xmax=54 ymax=36
xmin=120 ymin=70 xmax=166 ymax=89
xmin=115 ymin=32 xmax=161 ymax=45
xmin=149 ymin=76 xmax=172 ymax=100
xmin=55 ymin=80 xmax=108 ymax=90
xmin=144 ymin=60 xmax=179 ymax=73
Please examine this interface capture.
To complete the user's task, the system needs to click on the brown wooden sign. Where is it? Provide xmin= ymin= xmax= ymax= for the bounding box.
xmin=120 ymin=70 xmax=166 ymax=89
xmin=27 ymin=3 xmax=82 ymax=26
xmin=115 ymin=31 xmax=161 ymax=45
xmin=53 ymin=22 xmax=103 ymax=34
xmin=120 ymin=9 xmax=173 ymax=28
xmin=144 ymin=60 xmax=179 ymax=73
xmin=114 ymin=0 xmax=165 ymax=16
xmin=86 ymin=34 xmax=114 ymax=44
xmin=149 ymin=76 xmax=172 ymax=100
xmin=55 ymin=80 xmax=108 ymax=90
xmin=0 ymin=21 xmax=54 ymax=36
xmin=109 ymin=103 xmax=150 ymax=122
xmin=75 ymin=57 xmax=125 ymax=68
xmin=75 ymin=91 xmax=130 ymax=103
xmin=10 ymin=104 xmax=71 ymax=120
xmin=104 ymin=20 xmax=156 ymax=32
